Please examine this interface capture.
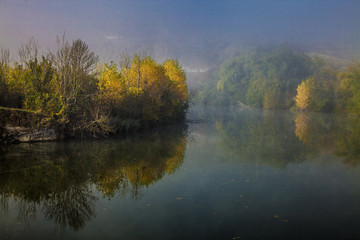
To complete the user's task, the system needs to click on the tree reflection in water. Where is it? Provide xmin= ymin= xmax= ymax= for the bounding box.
xmin=42 ymin=185 xmax=96 ymax=232
xmin=0 ymin=124 xmax=188 ymax=232
xmin=215 ymin=110 xmax=316 ymax=168
xmin=294 ymin=112 xmax=360 ymax=167
xmin=216 ymin=110 xmax=360 ymax=168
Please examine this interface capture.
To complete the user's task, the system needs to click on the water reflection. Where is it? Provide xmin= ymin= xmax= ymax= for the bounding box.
xmin=294 ymin=112 xmax=360 ymax=167
xmin=2 ymin=109 xmax=360 ymax=239
xmin=0 ymin=124 xmax=188 ymax=232
xmin=215 ymin=110 xmax=360 ymax=168
xmin=215 ymin=110 xmax=315 ymax=168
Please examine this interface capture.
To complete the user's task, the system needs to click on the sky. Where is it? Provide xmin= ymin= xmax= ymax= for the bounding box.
xmin=0 ymin=0 xmax=359 ymax=70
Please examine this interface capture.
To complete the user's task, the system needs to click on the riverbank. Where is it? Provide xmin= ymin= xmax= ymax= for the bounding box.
xmin=0 ymin=107 xmax=63 ymax=143
xmin=0 ymin=106 xmax=187 ymax=143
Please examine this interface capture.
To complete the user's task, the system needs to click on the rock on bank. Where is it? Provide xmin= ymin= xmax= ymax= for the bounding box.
xmin=0 ymin=107 xmax=63 ymax=143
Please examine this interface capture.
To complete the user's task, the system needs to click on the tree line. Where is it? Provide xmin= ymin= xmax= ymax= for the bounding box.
xmin=197 ymin=45 xmax=360 ymax=114
xmin=0 ymin=36 xmax=189 ymax=137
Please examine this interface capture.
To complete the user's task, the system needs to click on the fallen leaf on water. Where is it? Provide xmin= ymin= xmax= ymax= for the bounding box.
xmin=245 ymin=179 xmax=250 ymax=182
xmin=239 ymin=195 xmax=243 ymax=198
xmin=232 ymin=179 xmax=235 ymax=182
xmin=176 ymin=197 xmax=183 ymax=200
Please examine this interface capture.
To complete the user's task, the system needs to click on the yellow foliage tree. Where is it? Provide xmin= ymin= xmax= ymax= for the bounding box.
xmin=163 ymin=59 xmax=188 ymax=103
xmin=141 ymin=57 xmax=169 ymax=88
xmin=141 ymin=59 xmax=170 ymax=121
xmin=128 ymin=54 xmax=142 ymax=89
xmin=295 ymin=78 xmax=313 ymax=111
xmin=294 ymin=113 xmax=311 ymax=143
xmin=98 ymin=63 xmax=127 ymax=107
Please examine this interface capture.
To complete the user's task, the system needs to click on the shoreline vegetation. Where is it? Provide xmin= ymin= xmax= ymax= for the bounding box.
xmin=196 ymin=46 xmax=360 ymax=115
xmin=2 ymin=39 xmax=359 ymax=143
xmin=0 ymin=36 xmax=189 ymax=143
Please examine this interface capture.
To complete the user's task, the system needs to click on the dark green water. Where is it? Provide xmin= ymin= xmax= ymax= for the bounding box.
xmin=1 ymin=107 xmax=360 ymax=240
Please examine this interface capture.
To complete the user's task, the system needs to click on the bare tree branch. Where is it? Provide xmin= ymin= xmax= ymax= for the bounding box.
xmin=0 ymin=47 xmax=10 ymax=68
xmin=18 ymin=38 xmax=38 ymax=66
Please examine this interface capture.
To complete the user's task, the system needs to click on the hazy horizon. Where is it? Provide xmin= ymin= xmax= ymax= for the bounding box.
xmin=1 ymin=0 xmax=359 ymax=70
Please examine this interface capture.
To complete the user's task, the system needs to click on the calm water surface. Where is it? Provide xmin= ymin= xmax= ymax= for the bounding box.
xmin=1 ymin=106 xmax=360 ymax=240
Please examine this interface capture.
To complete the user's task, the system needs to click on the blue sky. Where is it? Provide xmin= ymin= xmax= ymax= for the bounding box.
xmin=0 ymin=0 xmax=359 ymax=67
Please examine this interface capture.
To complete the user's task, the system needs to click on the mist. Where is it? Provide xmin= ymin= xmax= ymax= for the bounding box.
xmin=1 ymin=0 xmax=359 ymax=73
xmin=2 ymin=2 xmax=360 ymax=239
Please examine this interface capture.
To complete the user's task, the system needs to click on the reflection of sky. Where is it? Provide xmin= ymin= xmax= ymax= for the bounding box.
xmin=0 ymin=0 xmax=359 ymax=66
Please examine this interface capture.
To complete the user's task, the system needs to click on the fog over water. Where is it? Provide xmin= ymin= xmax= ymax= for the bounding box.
xmin=0 ymin=0 xmax=359 ymax=74
xmin=1 ymin=2 xmax=360 ymax=238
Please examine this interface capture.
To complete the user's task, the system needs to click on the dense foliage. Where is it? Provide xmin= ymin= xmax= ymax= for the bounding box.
xmin=197 ymin=46 xmax=360 ymax=114
xmin=0 ymin=38 xmax=189 ymax=137
xmin=198 ymin=46 xmax=314 ymax=108
xmin=336 ymin=62 xmax=360 ymax=114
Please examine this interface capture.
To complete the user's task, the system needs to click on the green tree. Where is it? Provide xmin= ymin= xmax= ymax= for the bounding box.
xmin=214 ymin=46 xmax=314 ymax=109
xmin=216 ymin=56 xmax=249 ymax=105
xmin=22 ymin=57 xmax=64 ymax=115
xmin=337 ymin=62 xmax=360 ymax=114
xmin=4 ymin=39 xmax=65 ymax=115
xmin=0 ymin=47 xmax=11 ymax=106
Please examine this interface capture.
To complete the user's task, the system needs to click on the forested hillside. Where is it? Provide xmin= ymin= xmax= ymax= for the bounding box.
xmin=197 ymin=46 xmax=360 ymax=114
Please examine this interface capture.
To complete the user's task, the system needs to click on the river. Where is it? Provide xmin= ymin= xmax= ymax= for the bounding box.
xmin=1 ymin=106 xmax=360 ymax=239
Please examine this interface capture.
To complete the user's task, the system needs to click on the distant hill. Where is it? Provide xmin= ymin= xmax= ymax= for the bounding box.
xmin=309 ymin=53 xmax=354 ymax=70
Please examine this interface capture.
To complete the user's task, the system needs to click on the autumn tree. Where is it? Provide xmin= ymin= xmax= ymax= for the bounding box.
xmin=295 ymin=78 xmax=313 ymax=111
xmin=1 ymin=39 xmax=189 ymax=138
xmin=119 ymin=53 xmax=131 ymax=87
xmin=137 ymin=56 xmax=171 ymax=122
xmin=163 ymin=59 xmax=188 ymax=102
xmin=295 ymin=58 xmax=337 ymax=112
xmin=98 ymin=63 xmax=126 ymax=106
xmin=163 ymin=59 xmax=189 ymax=118
xmin=130 ymin=54 xmax=142 ymax=89
xmin=50 ymin=35 xmax=99 ymax=116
